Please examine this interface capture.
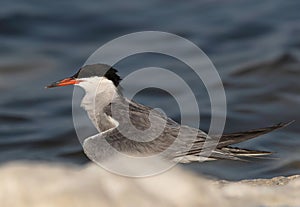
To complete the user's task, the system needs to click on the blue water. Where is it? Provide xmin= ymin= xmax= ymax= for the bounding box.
xmin=0 ymin=0 xmax=300 ymax=180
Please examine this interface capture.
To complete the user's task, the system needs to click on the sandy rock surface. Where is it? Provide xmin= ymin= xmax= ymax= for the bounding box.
xmin=0 ymin=162 xmax=299 ymax=207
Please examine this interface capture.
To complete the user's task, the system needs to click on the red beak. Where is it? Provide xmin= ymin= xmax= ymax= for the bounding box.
xmin=46 ymin=77 xmax=80 ymax=88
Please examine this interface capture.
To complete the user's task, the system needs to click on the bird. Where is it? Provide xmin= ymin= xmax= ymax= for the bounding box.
xmin=46 ymin=64 xmax=292 ymax=163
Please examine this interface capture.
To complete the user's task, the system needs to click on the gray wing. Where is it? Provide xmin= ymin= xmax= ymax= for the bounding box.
xmin=93 ymin=97 xmax=288 ymax=162
xmin=102 ymin=97 xmax=209 ymax=160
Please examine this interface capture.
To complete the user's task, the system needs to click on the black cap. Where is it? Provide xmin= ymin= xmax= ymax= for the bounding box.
xmin=72 ymin=64 xmax=121 ymax=86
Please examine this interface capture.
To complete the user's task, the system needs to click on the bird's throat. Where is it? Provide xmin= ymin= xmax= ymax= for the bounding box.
xmin=79 ymin=77 xmax=119 ymax=132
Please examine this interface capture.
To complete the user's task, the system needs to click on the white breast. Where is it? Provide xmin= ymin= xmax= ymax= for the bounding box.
xmin=77 ymin=76 xmax=119 ymax=132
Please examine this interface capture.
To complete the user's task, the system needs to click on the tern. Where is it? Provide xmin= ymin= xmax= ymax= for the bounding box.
xmin=47 ymin=64 xmax=292 ymax=163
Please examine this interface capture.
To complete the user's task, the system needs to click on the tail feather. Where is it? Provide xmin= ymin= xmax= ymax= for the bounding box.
xmin=175 ymin=121 xmax=293 ymax=162
xmin=220 ymin=146 xmax=272 ymax=157
xmin=216 ymin=121 xmax=294 ymax=149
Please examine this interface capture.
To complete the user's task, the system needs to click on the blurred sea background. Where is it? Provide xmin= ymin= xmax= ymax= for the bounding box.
xmin=0 ymin=0 xmax=299 ymax=180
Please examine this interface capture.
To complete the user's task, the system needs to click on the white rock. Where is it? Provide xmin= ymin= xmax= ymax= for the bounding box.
xmin=0 ymin=162 xmax=299 ymax=207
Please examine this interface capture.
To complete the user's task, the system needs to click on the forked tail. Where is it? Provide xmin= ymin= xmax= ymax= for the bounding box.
xmin=178 ymin=121 xmax=294 ymax=162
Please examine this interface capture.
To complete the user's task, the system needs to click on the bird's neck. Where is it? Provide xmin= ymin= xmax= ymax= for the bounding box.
xmin=79 ymin=77 xmax=119 ymax=131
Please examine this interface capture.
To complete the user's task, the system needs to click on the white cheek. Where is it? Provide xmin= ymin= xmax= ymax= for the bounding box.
xmin=76 ymin=77 xmax=101 ymax=90
xmin=77 ymin=77 xmax=118 ymax=105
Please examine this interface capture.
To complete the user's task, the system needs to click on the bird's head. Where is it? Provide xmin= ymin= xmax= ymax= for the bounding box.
xmin=46 ymin=64 xmax=121 ymax=91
